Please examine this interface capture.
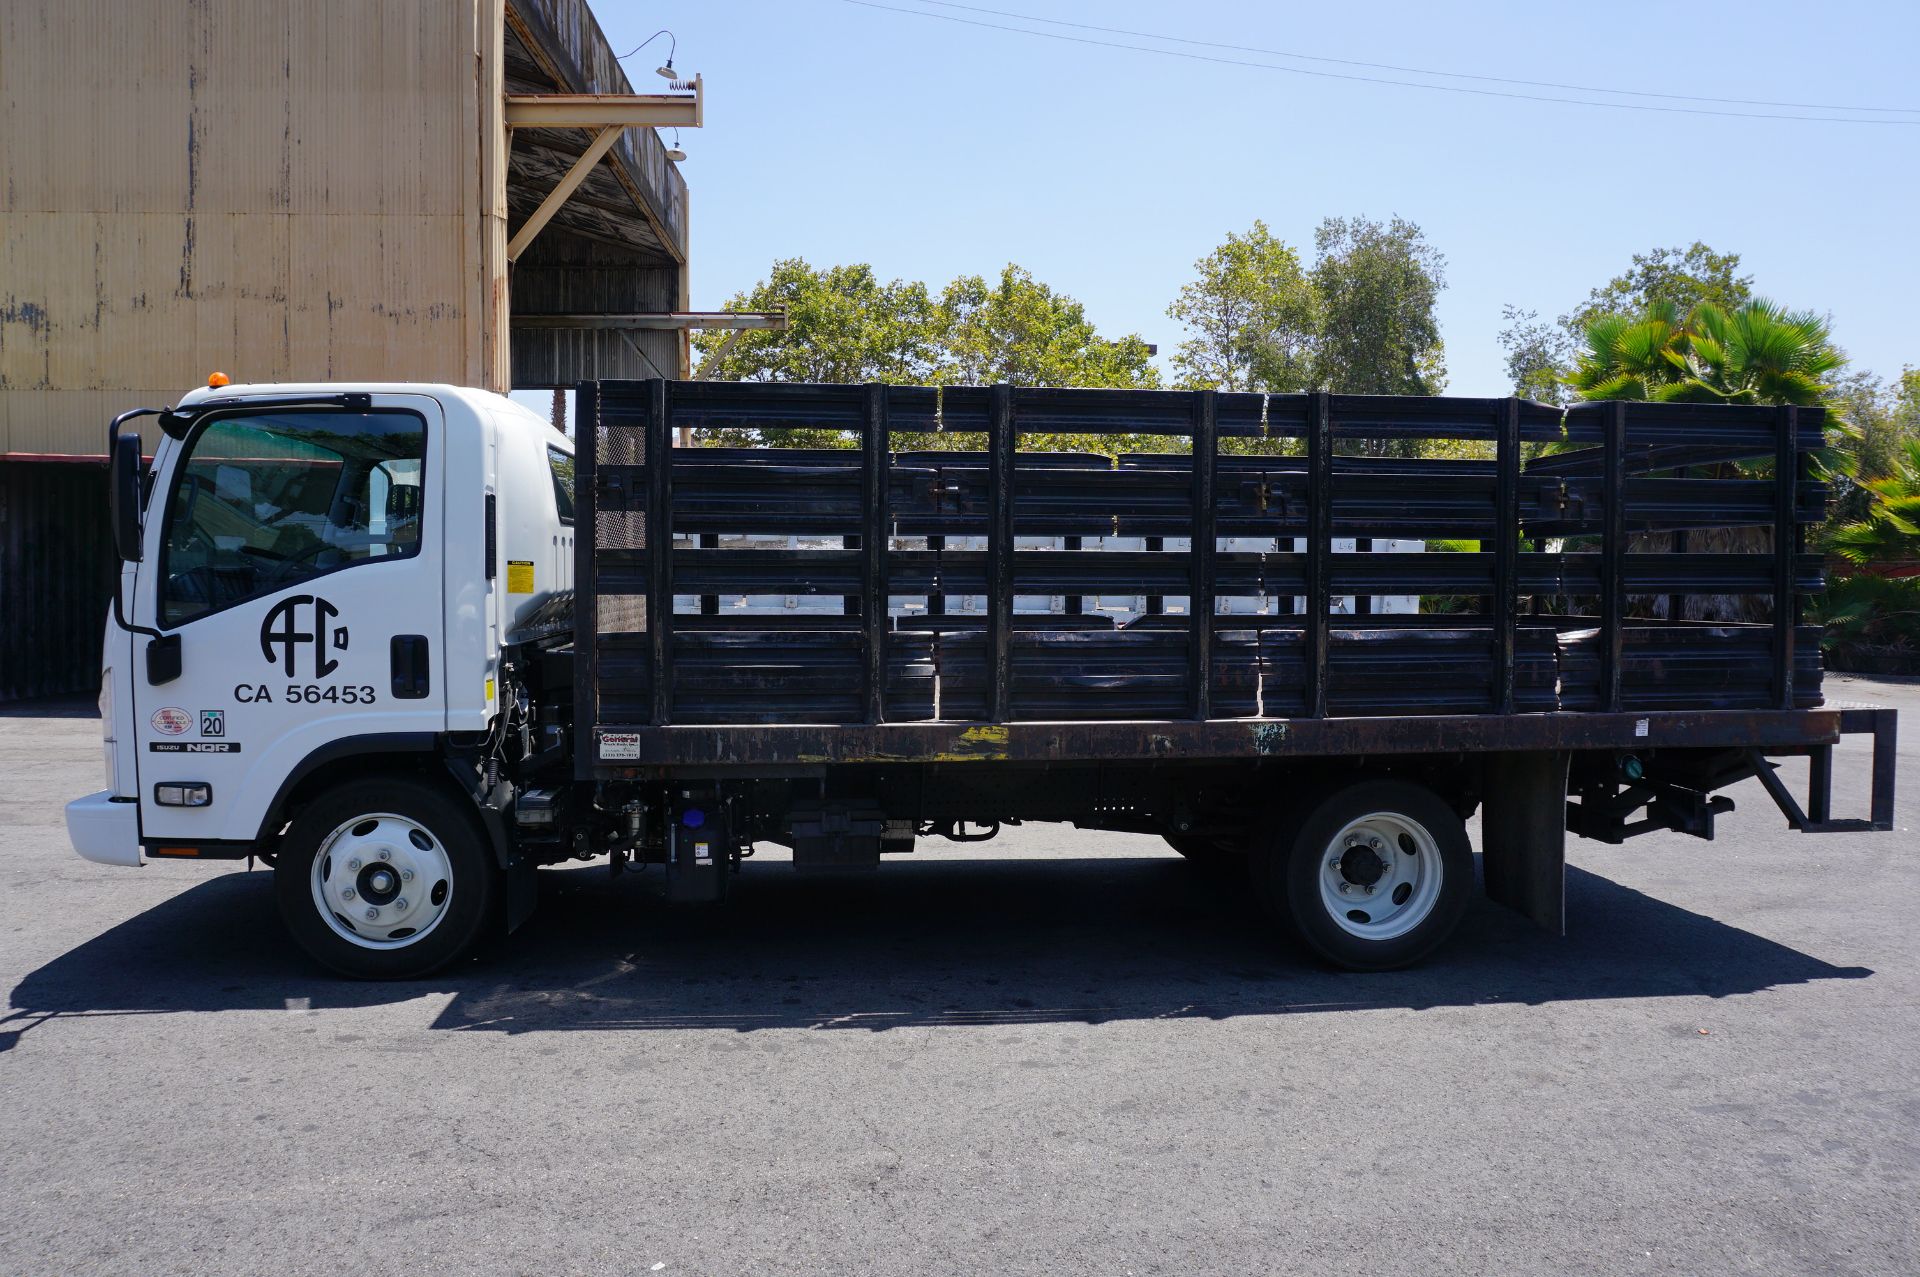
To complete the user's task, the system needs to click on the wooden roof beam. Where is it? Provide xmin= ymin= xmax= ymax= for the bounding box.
xmin=506 ymin=125 xmax=624 ymax=261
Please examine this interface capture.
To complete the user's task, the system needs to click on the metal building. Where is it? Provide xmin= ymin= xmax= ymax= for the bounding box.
xmin=0 ymin=0 xmax=698 ymax=698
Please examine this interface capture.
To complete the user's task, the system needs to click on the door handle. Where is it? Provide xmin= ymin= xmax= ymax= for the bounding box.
xmin=390 ymin=635 xmax=431 ymax=699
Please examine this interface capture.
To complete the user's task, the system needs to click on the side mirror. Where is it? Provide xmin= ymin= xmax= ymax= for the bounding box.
xmin=110 ymin=432 xmax=145 ymax=563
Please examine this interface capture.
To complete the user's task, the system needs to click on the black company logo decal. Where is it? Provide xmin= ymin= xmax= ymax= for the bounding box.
xmin=260 ymin=595 xmax=349 ymax=678
xmin=150 ymin=741 xmax=242 ymax=753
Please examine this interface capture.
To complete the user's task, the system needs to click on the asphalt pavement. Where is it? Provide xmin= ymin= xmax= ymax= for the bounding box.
xmin=3 ymin=676 xmax=1917 ymax=1276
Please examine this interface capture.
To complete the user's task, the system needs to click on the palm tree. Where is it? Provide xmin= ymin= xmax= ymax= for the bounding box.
xmin=1569 ymin=298 xmax=1845 ymax=623
xmin=1568 ymin=299 xmax=1841 ymax=406
xmin=1566 ymin=300 xmax=1692 ymax=401
xmin=1828 ymin=438 xmax=1920 ymax=568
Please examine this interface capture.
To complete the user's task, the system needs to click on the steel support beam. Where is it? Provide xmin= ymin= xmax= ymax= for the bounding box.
xmin=513 ymin=311 xmax=788 ymax=331
xmin=505 ymin=87 xmax=703 ymax=129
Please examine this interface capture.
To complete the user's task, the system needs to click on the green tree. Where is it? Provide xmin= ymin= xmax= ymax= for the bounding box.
xmin=1817 ymin=371 xmax=1920 ymax=662
xmin=1829 ymin=438 xmax=1920 ymax=568
xmin=1500 ymin=242 xmax=1755 ymax=400
xmin=934 ymin=264 xmax=1159 ymax=390
xmin=1165 ymin=221 xmax=1317 ymax=392
xmin=691 ymin=259 xmax=1158 ymax=452
xmin=690 ymin=258 xmax=940 ymax=385
xmin=1826 ymin=367 xmax=1920 ymax=525
xmin=1308 ymin=215 xmax=1448 ymax=396
xmin=1565 ymin=241 xmax=1753 ymax=335
xmin=1496 ymin=305 xmax=1576 ymax=404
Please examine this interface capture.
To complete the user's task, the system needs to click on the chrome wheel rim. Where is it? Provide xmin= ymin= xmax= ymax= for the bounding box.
xmin=1316 ymin=810 xmax=1443 ymax=941
xmin=308 ymin=812 xmax=454 ymax=950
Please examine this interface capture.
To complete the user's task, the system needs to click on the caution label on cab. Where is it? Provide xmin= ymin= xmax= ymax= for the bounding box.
xmin=507 ymin=560 xmax=535 ymax=593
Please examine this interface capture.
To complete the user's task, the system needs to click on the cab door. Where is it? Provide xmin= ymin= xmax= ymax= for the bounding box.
xmin=130 ymin=395 xmax=447 ymax=845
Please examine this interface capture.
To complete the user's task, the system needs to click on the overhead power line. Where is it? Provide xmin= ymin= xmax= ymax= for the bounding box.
xmin=837 ymin=0 xmax=1920 ymax=126
xmin=912 ymin=0 xmax=1920 ymax=116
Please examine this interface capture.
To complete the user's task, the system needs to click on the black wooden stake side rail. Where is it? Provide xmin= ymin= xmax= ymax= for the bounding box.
xmin=595 ymin=384 xmax=1813 ymax=734
xmin=1306 ymin=391 xmax=1332 ymax=719
xmin=646 ymin=378 xmax=673 ymax=725
xmin=862 ymin=383 xmax=889 ymax=723
xmin=1492 ymin=397 xmax=1520 ymax=715
xmin=572 ymin=381 xmax=601 ymax=770
xmin=1189 ymin=389 xmax=1218 ymax=720
xmin=987 ymin=384 xmax=1015 ymax=722
xmin=1601 ymin=401 xmax=1627 ymax=714
xmin=1774 ymin=403 xmax=1800 ymax=711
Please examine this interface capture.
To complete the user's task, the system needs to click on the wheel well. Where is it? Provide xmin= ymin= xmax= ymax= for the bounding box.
xmin=1265 ymin=758 xmax=1482 ymax=822
xmin=260 ymin=750 xmax=445 ymax=849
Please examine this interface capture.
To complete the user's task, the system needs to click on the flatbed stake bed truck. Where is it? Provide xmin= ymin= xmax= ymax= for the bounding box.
xmin=67 ymin=378 xmax=1897 ymax=977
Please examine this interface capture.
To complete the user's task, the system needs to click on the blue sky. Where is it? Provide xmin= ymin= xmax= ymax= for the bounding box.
xmin=589 ymin=0 xmax=1920 ymax=395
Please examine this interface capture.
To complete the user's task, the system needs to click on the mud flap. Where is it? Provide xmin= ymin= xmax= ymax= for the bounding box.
xmin=1481 ymin=750 xmax=1569 ymax=935
xmin=503 ymin=847 xmax=539 ymax=933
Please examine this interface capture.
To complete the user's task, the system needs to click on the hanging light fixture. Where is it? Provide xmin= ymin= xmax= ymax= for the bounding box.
xmin=614 ymin=29 xmax=680 ymax=81
xmin=666 ymin=129 xmax=687 ymax=163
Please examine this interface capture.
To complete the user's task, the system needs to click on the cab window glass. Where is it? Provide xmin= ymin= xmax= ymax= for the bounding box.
xmin=548 ymin=445 xmax=575 ymax=525
xmin=160 ymin=411 xmax=426 ymax=626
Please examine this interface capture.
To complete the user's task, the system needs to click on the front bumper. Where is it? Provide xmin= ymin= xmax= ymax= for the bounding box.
xmin=66 ymin=791 xmax=142 ymax=867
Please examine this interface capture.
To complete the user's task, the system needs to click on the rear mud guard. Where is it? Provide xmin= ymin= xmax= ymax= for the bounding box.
xmin=1481 ymin=750 xmax=1569 ymax=935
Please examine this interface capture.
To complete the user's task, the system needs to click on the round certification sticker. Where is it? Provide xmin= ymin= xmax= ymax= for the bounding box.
xmin=150 ymin=707 xmax=192 ymax=736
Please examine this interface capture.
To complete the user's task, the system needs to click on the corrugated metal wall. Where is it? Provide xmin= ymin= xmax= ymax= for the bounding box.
xmin=0 ymin=0 xmax=496 ymax=458
xmin=0 ymin=0 xmax=690 ymax=698
xmin=0 ymin=0 xmax=503 ymax=698
xmin=0 ymin=461 xmax=113 ymax=701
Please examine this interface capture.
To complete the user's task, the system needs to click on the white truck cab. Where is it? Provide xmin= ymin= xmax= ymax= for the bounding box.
xmin=67 ymin=381 xmax=572 ymax=976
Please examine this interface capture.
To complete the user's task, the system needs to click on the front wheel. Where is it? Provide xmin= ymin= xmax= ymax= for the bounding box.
xmin=275 ymin=777 xmax=498 ymax=979
xmin=1258 ymin=779 xmax=1471 ymax=971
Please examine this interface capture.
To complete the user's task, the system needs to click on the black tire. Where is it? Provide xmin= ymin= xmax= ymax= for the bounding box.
xmin=1163 ymin=834 xmax=1247 ymax=869
xmin=275 ymin=776 xmax=499 ymax=980
xmin=1254 ymin=778 xmax=1471 ymax=971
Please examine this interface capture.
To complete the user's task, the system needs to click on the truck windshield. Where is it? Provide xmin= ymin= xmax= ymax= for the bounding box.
xmin=158 ymin=410 xmax=426 ymax=627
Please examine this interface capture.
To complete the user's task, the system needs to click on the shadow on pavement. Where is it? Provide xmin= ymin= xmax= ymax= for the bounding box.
xmin=4 ymin=855 xmax=1872 ymax=1044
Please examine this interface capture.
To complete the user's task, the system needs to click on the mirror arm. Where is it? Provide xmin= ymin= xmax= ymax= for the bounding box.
xmin=107 ymin=406 xmax=163 ymax=455
xmin=106 ymin=407 xmax=166 ymax=640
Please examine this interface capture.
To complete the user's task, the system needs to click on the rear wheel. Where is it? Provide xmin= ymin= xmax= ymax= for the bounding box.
xmin=1256 ymin=779 xmax=1471 ymax=971
xmin=275 ymin=777 xmax=498 ymax=980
